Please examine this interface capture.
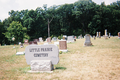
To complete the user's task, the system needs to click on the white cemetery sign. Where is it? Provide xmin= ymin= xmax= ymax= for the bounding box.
xmin=25 ymin=44 xmax=59 ymax=65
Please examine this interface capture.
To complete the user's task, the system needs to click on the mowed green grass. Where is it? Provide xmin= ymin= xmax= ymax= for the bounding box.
xmin=0 ymin=37 xmax=120 ymax=80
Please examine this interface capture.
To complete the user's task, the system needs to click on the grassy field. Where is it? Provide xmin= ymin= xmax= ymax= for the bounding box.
xmin=0 ymin=37 xmax=120 ymax=80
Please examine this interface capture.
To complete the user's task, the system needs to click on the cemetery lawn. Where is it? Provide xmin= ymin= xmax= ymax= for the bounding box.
xmin=0 ymin=37 xmax=120 ymax=80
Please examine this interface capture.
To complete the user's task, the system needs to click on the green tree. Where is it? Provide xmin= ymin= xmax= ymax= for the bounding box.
xmin=4 ymin=21 xmax=28 ymax=44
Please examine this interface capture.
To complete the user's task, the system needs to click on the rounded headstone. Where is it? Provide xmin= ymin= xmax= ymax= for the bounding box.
xmin=25 ymin=44 xmax=59 ymax=65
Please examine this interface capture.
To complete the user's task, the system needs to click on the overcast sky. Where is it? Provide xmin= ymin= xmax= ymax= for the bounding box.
xmin=0 ymin=0 xmax=117 ymax=21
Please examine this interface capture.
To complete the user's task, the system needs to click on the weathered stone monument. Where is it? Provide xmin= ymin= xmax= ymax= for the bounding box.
xmin=118 ymin=32 xmax=120 ymax=39
xmin=67 ymin=36 xmax=74 ymax=43
xmin=59 ymin=40 xmax=68 ymax=52
xmin=25 ymin=44 xmax=59 ymax=72
xmin=39 ymin=37 xmax=43 ymax=42
xmin=47 ymin=37 xmax=51 ymax=43
xmin=24 ymin=39 xmax=29 ymax=45
xmin=96 ymin=32 xmax=99 ymax=38
xmin=104 ymin=29 xmax=108 ymax=39
xmin=84 ymin=34 xmax=92 ymax=46
xmin=109 ymin=33 xmax=111 ymax=38
xmin=74 ymin=36 xmax=76 ymax=41
xmin=93 ymin=35 xmax=96 ymax=40
xmin=99 ymin=32 xmax=101 ymax=38
xmin=63 ymin=35 xmax=67 ymax=40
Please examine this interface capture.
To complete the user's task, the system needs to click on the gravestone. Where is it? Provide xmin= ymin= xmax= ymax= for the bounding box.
xmin=39 ymin=37 xmax=43 ymax=42
xmin=24 ymin=39 xmax=29 ymax=45
xmin=59 ymin=40 xmax=68 ymax=52
xmin=52 ymin=37 xmax=57 ymax=41
xmin=34 ymin=39 xmax=39 ymax=42
xmin=29 ymin=41 xmax=38 ymax=45
xmin=25 ymin=44 xmax=59 ymax=72
xmin=74 ymin=36 xmax=76 ymax=41
xmin=84 ymin=34 xmax=92 ymax=46
xmin=96 ymin=32 xmax=99 ymax=38
xmin=99 ymin=32 xmax=101 ymax=38
xmin=109 ymin=33 xmax=111 ymax=38
xmin=63 ymin=35 xmax=67 ymax=40
xmin=93 ymin=36 xmax=96 ymax=40
xmin=104 ymin=29 xmax=108 ymax=39
xmin=20 ymin=43 xmax=24 ymax=48
xmin=118 ymin=32 xmax=120 ymax=39
xmin=47 ymin=37 xmax=51 ymax=43
xmin=67 ymin=36 xmax=74 ymax=43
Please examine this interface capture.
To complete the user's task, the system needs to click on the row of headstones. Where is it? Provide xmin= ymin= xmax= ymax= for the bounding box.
xmin=24 ymin=32 xmax=120 ymax=73
xmin=24 ymin=34 xmax=92 ymax=73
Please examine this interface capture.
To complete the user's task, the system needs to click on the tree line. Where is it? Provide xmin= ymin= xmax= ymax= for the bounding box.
xmin=0 ymin=0 xmax=120 ymax=45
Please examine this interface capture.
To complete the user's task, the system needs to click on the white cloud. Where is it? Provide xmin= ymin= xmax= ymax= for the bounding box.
xmin=103 ymin=0 xmax=117 ymax=5
xmin=0 ymin=0 xmax=118 ymax=21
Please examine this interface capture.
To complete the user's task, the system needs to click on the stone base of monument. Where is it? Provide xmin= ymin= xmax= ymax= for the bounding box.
xmin=84 ymin=42 xmax=92 ymax=46
xmin=28 ymin=60 xmax=53 ymax=73
xmin=59 ymin=49 xmax=68 ymax=52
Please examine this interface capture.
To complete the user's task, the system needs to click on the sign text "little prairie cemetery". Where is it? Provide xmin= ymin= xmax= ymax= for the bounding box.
xmin=25 ymin=45 xmax=59 ymax=65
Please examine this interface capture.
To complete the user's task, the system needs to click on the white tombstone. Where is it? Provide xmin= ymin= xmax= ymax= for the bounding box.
xmin=39 ymin=37 xmax=43 ymax=42
xmin=105 ymin=29 xmax=108 ymax=36
xmin=105 ymin=29 xmax=108 ymax=39
xmin=97 ymin=32 xmax=99 ymax=38
xmin=25 ymin=44 xmax=59 ymax=72
xmin=67 ymin=36 xmax=74 ymax=43
xmin=84 ymin=34 xmax=92 ymax=46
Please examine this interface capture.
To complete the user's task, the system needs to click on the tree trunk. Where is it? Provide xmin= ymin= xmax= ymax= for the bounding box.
xmin=48 ymin=19 xmax=50 ymax=37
